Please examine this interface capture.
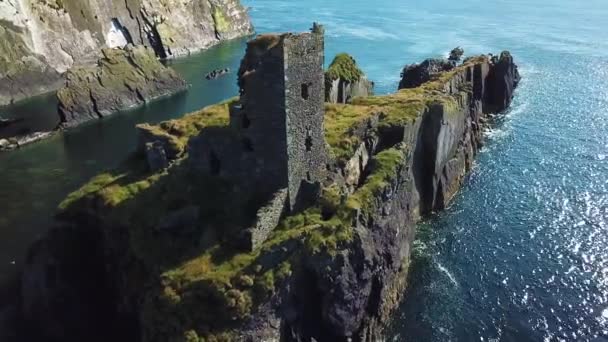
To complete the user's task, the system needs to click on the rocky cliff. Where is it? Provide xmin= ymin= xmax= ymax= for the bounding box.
xmin=57 ymin=45 xmax=188 ymax=127
xmin=325 ymin=53 xmax=373 ymax=104
xmin=0 ymin=0 xmax=253 ymax=106
xmin=19 ymin=47 xmax=519 ymax=342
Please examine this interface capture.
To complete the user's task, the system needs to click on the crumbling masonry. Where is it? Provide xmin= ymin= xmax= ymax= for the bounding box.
xmin=189 ymin=24 xmax=327 ymax=250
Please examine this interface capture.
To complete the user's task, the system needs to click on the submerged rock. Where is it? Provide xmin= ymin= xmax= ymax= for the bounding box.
xmin=0 ymin=0 xmax=253 ymax=105
xmin=0 ymin=131 xmax=55 ymax=151
xmin=325 ymin=53 xmax=374 ymax=103
xmin=205 ymin=68 xmax=231 ymax=80
xmin=57 ymin=45 xmax=188 ymax=128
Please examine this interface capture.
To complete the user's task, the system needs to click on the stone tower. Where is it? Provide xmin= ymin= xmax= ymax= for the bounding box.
xmin=229 ymin=24 xmax=327 ymax=210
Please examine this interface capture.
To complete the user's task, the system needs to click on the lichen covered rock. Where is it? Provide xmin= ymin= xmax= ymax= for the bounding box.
xmin=0 ymin=0 xmax=253 ymax=105
xmin=57 ymin=45 xmax=187 ymax=127
xmin=325 ymin=53 xmax=374 ymax=103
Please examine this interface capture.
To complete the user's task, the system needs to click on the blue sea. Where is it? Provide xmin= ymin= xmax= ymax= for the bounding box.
xmin=1 ymin=0 xmax=607 ymax=340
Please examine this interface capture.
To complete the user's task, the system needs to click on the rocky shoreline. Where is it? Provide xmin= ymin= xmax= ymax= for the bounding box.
xmin=15 ymin=26 xmax=519 ymax=342
xmin=0 ymin=0 xmax=253 ymax=107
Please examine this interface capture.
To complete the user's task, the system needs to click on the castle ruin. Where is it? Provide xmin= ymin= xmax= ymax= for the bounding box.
xmin=189 ymin=24 xmax=327 ymax=250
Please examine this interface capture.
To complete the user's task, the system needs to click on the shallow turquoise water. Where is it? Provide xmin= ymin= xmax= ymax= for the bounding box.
xmin=1 ymin=0 xmax=607 ymax=340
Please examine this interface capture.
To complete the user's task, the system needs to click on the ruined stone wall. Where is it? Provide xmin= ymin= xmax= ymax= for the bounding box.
xmin=283 ymin=31 xmax=327 ymax=210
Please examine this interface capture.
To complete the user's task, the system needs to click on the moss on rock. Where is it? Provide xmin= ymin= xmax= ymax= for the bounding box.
xmin=326 ymin=53 xmax=363 ymax=82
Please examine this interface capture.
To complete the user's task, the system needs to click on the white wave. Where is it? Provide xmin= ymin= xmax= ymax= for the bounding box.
xmin=328 ymin=24 xmax=399 ymax=41
xmin=436 ymin=262 xmax=459 ymax=287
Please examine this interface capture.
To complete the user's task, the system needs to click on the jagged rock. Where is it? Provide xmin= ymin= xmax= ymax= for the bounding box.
xmin=485 ymin=51 xmax=521 ymax=112
xmin=0 ymin=0 xmax=253 ymax=105
xmin=57 ymin=45 xmax=188 ymax=128
xmin=448 ymin=46 xmax=464 ymax=62
xmin=145 ymin=141 xmax=169 ymax=171
xmin=325 ymin=53 xmax=373 ymax=103
xmin=398 ymin=58 xmax=455 ymax=89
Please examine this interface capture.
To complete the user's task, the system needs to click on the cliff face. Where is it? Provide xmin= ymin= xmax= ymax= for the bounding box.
xmin=0 ymin=0 xmax=253 ymax=106
xmin=19 ymin=49 xmax=519 ymax=342
xmin=57 ymin=45 xmax=188 ymax=127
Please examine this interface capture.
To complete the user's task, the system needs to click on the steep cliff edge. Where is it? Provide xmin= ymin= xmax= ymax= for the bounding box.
xmin=20 ymin=37 xmax=519 ymax=342
xmin=0 ymin=0 xmax=253 ymax=106
xmin=57 ymin=45 xmax=188 ymax=127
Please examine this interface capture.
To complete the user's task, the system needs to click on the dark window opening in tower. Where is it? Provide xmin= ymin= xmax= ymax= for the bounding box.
xmin=305 ymin=135 xmax=313 ymax=152
xmin=306 ymin=171 xmax=312 ymax=182
xmin=209 ymin=151 xmax=221 ymax=175
xmin=301 ymin=82 xmax=312 ymax=100
xmin=242 ymin=114 xmax=251 ymax=128
xmin=242 ymin=138 xmax=254 ymax=152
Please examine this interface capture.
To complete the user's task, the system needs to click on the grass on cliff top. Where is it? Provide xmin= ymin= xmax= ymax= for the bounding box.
xmin=137 ymin=97 xmax=236 ymax=154
xmin=324 ymin=56 xmax=486 ymax=164
xmin=326 ymin=53 xmax=364 ymax=82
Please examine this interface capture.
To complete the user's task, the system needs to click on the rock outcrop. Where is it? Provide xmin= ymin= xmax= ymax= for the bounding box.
xmin=398 ymin=57 xmax=455 ymax=89
xmin=19 ymin=36 xmax=520 ymax=342
xmin=57 ymin=45 xmax=188 ymax=127
xmin=0 ymin=0 xmax=253 ymax=106
xmin=325 ymin=53 xmax=373 ymax=103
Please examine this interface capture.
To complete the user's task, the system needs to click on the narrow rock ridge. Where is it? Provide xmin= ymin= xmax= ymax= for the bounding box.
xmin=18 ymin=44 xmax=519 ymax=341
xmin=0 ymin=0 xmax=253 ymax=106
xmin=56 ymin=45 xmax=188 ymax=127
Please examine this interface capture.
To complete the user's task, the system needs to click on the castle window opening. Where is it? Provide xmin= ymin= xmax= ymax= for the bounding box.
xmin=306 ymin=171 xmax=312 ymax=182
xmin=301 ymin=82 xmax=312 ymax=100
xmin=305 ymin=135 xmax=313 ymax=152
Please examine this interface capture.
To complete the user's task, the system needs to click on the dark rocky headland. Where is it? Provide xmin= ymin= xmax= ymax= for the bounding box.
xmin=18 ymin=25 xmax=520 ymax=342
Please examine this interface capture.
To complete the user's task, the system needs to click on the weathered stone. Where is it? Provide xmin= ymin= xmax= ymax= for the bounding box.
xmin=145 ymin=141 xmax=169 ymax=171
xmin=325 ymin=53 xmax=373 ymax=103
xmin=57 ymin=45 xmax=188 ymax=128
xmin=244 ymin=188 xmax=288 ymax=251
xmin=0 ymin=0 xmax=253 ymax=105
xmin=190 ymin=26 xmax=328 ymax=211
xmin=398 ymin=58 xmax=454 ymax=89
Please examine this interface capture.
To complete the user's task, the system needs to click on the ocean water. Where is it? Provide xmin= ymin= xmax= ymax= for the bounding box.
xmin=0 ymin=0 xmax=607 ymax=340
